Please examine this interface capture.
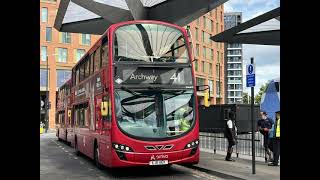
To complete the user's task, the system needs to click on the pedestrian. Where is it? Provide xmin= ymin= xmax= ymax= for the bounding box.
xmin=225 ymin=111 xmax=237 ymax=161
xmin=269 ymin=111 xmax=280 ymax=166
xmin=257 ymin=111 xmax=274 ymax=163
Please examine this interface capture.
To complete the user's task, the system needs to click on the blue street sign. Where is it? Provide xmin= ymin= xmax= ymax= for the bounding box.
xmin=246 ymin=64 xmax=255 ymax=87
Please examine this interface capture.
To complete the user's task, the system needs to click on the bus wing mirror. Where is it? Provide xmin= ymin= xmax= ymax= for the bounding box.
xmin=204 ymin=92 xmax=210 ymax=107
xmin=68 ymin=110 xmax=71 ymax=118
xmin=101 ymin=101 xmax=108 ymax=116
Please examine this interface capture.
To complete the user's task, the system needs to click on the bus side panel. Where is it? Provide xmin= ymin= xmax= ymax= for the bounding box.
xmin=99 ymin=68 xmax=113 ymax=167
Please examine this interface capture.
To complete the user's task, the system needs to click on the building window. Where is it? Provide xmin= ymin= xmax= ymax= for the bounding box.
xmin=196 ymin=44 xmax=199 ymax=57
xmin=202 ymin=46 xmax=206 ymax=58
xmin=56 ymin=70 xmax=71 ymax=88
xmin=41 ymin=46 xmax=47 ymax=61
xmin=40 ymin=69 xmax=48 ymax=88
xmin=203 ymin=16 xmax=206 ymax=28
xmin=215 ymin=10 xmax=217 ymax=19
xmin=216 ymin=64 xmax=220 ymax=77
xmin=76 ymin=49 xmax=85 ymax=62
xmin=220 ymin=11 xmax=223 ymax=22
xmin=46 ymin=27 xmax=52 ymax=42
xmin=41 ymin=7 xmax=48 ymax=23
xmin=196 ymin=77 xmax=205 ymax=86
xmin=60 ymin=32 xmax=71 ymax=44
xmin=216 ymin=23 xmax=219 ymax=33
xmin=195 ymin=28 xmax=199 ymax=41
xmin=194 ymin=59 xmax=198 ymax=71
xmin=210 ymin=49 xmax=214 ymax=61
xmin=201 ymin=61 xmax=205 ymax=73
xmin=208 ymin=80 xmax=213 ymax=93
xmin=216 ymin=81 xmax=221 ymax=96
xmin=217 ymin=51 xmax=220 ymax=63
xmin=57 ymin=48 xmax=68 ymax=63
xmin=209 ymin=63 xmax=212 ymax=75
xmin=202 ymin=31 xmax=205 ymax=42
xmin=202 ymin=31 xmax=211 ymax=44
xmin=210 ymin=20 xmax=214 ymax=32
xmin=196 ymin=18 xmax=200 ymax=26
xmin=81 ymin=34 xmax=91 ymax=45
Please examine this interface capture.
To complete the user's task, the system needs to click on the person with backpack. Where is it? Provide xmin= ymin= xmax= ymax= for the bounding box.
xmin=257 ymin=111 xmax=274 ymax=163
xmin=269 ymin=111 xmax=280 ymax=166
xmin=225 ymin=111 xmax=237 ymax=161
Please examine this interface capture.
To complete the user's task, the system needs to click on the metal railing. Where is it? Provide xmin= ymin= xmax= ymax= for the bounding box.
xmin=199 ymin=132 xmax=266 ymax=158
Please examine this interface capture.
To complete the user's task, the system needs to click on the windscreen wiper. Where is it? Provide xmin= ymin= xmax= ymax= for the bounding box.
xmin=120 ymin=86 xmax=149 ymax=97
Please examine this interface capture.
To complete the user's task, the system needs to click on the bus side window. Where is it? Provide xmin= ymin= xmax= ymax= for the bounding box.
xmin=94 ymin=48 xmax=101 ymax=72
xmin=90 ymin=53 xmax=94 ymax=74
xmin=83 ymin=59 xmax=87 ymax=79
xmin=101 ymin=37 xmax=108 ymax=67
xmin=71 ymin=109 xmax=75 ymax=127
xmin=76 ymin=68 xmax=80 ymax=85
xmin=84 ymin=103 xmax=89 ymax=127
xmin=76 ymin=107 xmax=80 ymax=127
xmin=80 ymin=63 xmax=85 ymax=82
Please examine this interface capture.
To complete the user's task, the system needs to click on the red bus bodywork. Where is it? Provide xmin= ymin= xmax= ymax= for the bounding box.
xmin=65 ymin=20 xmax=199 ymax=168
xmin=56 ymin=80 xmax=73 ymax=144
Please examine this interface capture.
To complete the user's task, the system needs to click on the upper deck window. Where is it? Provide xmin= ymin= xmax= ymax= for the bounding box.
xmin=114 ymin=23 xmax=190 ymax=63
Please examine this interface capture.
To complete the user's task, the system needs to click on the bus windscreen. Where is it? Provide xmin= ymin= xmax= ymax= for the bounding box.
xmin=114 ymin=23 xmax=189 ymax=63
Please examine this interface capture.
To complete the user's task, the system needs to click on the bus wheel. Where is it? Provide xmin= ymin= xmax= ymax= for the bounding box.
xmin=74 ymin=138 xmax=79 ymax=156
xmin=94 ymin=145 xmax=102 ymax=169
xmin=57 ymin=131 xmax=61 ymax=141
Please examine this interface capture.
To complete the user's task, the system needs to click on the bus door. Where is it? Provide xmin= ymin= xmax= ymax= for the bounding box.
xmin=95 ymin=96 xmax=102 ymax=132
xmin=67 ymin=108 xmax=73 ymax=139
xmin=97 ymin=93 xmax=112 ymax=165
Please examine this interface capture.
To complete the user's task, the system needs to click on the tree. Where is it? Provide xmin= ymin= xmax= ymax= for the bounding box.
xmin=254 ymin=83 xmax=268 ymax=104
xmin=242 ymin=92 xmax=249 ymax=104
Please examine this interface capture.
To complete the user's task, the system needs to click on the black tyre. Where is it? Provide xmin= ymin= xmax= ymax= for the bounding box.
xmin=94 ymin=145 xmax=102 ymax=169
xmin=74 ymin=138 xmax=80 ymax=156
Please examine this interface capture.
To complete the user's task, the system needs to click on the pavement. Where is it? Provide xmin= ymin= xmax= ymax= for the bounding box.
xmin=192 ymin=151 xmax=280 ymax=180
xmin=41 ymin=132 xmax=280 ymax=180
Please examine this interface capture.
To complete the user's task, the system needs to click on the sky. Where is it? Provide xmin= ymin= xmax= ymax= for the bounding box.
xmin=224 ymin=0 xmax=280 ymax=95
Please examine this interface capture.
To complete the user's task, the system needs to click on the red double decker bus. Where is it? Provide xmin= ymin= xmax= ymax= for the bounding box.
xmin=67 ymin=20 xmax=200 ymax=168
xmin=56 ymin=80 xmax=73 ymax=144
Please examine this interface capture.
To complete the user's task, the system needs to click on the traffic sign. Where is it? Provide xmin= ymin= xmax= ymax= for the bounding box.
xmin=246 ymin=64 xmax=255 ymax=87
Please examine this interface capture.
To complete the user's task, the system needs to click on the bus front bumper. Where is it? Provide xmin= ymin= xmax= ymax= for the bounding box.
xmin=111 ymin=147 xmax=199 ymax=167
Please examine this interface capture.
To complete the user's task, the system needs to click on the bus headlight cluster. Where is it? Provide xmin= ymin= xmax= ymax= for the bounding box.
xmin=185 ymin=140 xmax=199 ymax=149
xmin=113 ymin=143 xmax=133 ymax=152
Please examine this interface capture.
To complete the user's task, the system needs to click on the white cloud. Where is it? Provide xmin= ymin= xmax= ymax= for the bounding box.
xmin=223 ymin=0 xmax=280 ymax=96
xmin=241 ymin=45 xmax=280 ymax=95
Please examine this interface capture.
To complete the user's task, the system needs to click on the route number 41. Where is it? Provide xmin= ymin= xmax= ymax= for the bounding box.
xmin=170 ymin=73 xmax=181 ymax=82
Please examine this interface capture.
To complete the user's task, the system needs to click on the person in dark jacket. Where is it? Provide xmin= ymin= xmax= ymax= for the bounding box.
xmin=257 ymin=111 xmax=274 ymax=163
xmin=225 ymin=111 xmax=237 ymax=161
xmin=269 ymin=111 xmax=280 ymax=166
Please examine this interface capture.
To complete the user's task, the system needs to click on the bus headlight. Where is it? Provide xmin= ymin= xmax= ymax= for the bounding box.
xmin=113 ymin=143 xmax=133 ymax=152
xmin=184 ymin=139 xmax=199 ymax=149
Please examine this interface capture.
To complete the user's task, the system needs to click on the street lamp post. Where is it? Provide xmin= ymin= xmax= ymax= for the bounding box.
xmin=45 ymin=55 xmax=49 ymax=133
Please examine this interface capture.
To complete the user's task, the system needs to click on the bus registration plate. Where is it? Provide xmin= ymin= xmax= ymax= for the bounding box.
xmin=149 ymin=160 xmax=168 ymax=165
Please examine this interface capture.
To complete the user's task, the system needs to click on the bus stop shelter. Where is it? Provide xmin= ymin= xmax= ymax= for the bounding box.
xmin=211 ymin=7 xmax=280 ymax=46
xmin=54 ymin=0 xmax=229 ymax=34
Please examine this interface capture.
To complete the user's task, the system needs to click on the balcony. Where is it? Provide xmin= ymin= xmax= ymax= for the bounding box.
xmin=227 ymin=68 xmax=242 ymax=71
xmin=227 ymin=61 xmax=242 ymax=63
xmin=228 ymin=80 xmax=242 ymax=84
xmin=227 ymin=54 xmax=242 ymax=57
xmin=227 ymin=47 xmax=242 ymax=50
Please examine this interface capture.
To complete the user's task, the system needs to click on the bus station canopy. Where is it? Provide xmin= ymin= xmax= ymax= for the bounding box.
xmin=54 ymin=0 xmax=229 ymax=35
xmin=211 ymin=7 xmax=280 ymax=45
